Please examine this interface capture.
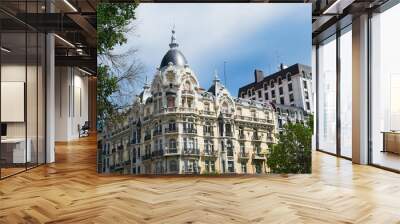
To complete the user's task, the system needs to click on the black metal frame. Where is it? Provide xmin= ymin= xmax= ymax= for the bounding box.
xmin=315 ymin=21 xmax=353 ymax=162
xmin=315 ymin=0 xmax=400 ymax=171
xmin=366 ymin=1 xmax=400 ymax=172
xmin=0 ymin=0 xmax=48 ymax=180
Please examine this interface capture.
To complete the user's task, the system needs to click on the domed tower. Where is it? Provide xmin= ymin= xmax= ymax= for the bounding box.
xmin=154 ymin=28 xmax=200 ymax=110
xmin=160 ymin=28 xmax=188 ymax=69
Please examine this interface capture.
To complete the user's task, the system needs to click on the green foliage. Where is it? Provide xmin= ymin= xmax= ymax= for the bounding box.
xmin=97 ymin=2 xmax=138 ymax=54
xmin=97 ymin=2 xmax=139 ymax=129
xmin=267 ymin=116 xmax=313 ymax=174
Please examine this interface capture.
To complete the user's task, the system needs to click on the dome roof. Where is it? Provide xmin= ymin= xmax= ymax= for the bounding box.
xmin=160 ymin=49 xmax=188 ymax=68
xmin=160 ymin=28 xmax=188 ymax=69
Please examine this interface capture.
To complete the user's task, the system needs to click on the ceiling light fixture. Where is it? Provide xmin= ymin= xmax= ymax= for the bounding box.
xmin=323 ymin=0 xmax=355 ymax=15
xmin=54 ymin=34 xmax=75 ymax=48
xmin=63 ymin=0 xmax=78 ymax=12
xmin=78 ymin=67 xmax=93 ymax=76
xmin=1 ymin=47 xmax=11 ymax=53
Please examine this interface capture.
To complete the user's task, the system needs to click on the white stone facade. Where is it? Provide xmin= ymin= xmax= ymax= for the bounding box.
xmin=99 ymin=31 xmax=277 ymax=175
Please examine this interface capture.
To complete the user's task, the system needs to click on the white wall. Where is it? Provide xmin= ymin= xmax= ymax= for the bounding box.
xmin=55 ymin=67 xmax=89 ymax=141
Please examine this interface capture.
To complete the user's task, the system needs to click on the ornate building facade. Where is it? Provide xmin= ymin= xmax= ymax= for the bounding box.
xmin=99 ymin=30 xmax=277 ymax=175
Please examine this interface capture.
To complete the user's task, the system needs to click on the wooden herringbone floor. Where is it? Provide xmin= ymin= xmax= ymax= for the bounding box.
xmin=1 ymin=135 xmax=400 ymax=224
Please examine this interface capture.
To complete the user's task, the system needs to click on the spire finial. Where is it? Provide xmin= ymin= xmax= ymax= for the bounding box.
xmin=144 ymin=75 xmax=150 ymax=89
xmin=214 ymin=70 xmax=220 ymax=82
xmin=169 ymin=25 xmax=179 ymax=48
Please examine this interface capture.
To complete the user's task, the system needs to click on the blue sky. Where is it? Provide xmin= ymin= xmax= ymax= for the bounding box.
xmin=114 ymin=3 xmax=311 ymax=97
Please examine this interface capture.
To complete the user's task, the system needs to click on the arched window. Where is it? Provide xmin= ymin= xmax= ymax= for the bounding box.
xmin=247 ymin=89 xmax=251 ymax=96
xmin=169 ymin=160 xmax=178 ymax=172
xmin=221 ymin=102 xmax=229 ymax=113
xmin=263 ymin=82 xmax=268 ymax=90
xmin=184 ymin=81 xmax=191 ymax=91
xmin=270 ymin=80 xmax=275 ymax=88
xmin=277 ymin=77 xmax=282 ymax=85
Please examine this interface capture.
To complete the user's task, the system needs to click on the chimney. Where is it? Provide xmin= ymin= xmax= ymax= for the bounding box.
xmin=280 ymin=63 xmax=284 ymax=70
xmin=254 ymin=69 xmax=264 ymax=83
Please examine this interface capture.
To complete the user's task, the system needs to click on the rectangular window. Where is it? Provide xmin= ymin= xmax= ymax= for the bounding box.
xmin=204 ymin=103 xmax=210 ymax=111
xmin=317 ymin=35 xmax=337 ymax=154
xmin=305 ymin=91 xmax=309 ymax=99
xmin=287 ymin=75 xmax=291 ymax=81
xmin=288 ymin=83 xmax=293 ymax=92
xmin=280 ymin=97 xmax=285 ymax=104
xmin=340 ymin=27 xmax=352 ymax=158
xmin=271 ymin=90 xmax=275 ymax=98
xmin=205 ymin=160 xmax=210 ymax=172
xmin=228 ymin=161 xmax=234 ymax=173
xmin=264 ymin=92 xmax=269 ymax=100
xmin=303 ymin=80 xmax=307 ymax=89
xmin=289 ymin=94 xmax=294 ymax=102
xmin=210 ymin=161 xmax=215 ymax=172
xmin=241 ymin=162 xmax=247 ymax=173
xmin=279 ymin=87 xmax=283 ymax=95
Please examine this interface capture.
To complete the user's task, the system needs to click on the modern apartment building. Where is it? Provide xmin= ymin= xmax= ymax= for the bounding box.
xmin=99 ymin=31 xmax=277 ymax=175
xmin=238 ymin=64 xmax=312 ymax=130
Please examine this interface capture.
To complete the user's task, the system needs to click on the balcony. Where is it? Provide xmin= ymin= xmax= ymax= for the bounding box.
xmin=144 ymin=134 xmax=152 ymax=141
xmin=183 ymin=166 xmax=201 ymax=174
xmin=238 ymin=133 xmax=246 ymax=140
xmin=181 ymin=90 xmax=195 ymax=96
xmin=238 ymin=152 xmax=250 ymax=159
xmin=202 ymin=150 xmax=218 ymax=158
xmin=182 ymin=148 xmax=200 ymax=156
xmin=141 ymin=154 xmax=152 ymax=161
xmin=225 ymin=132 xmax=233 ymax=137
xmin=164 ymin=148 xmax=179 ymax=156
xmin=252 ymin=135 xmax=262 ymax=141
xmin=179 ymin=107 xmax=197 ymax=113
xmin=131 ymin=138 xmax=140 ymax=145
xmin=203 ymin=131 xmax=214 ymax=137
xmin=153 ymin=129 xmax=162 ymax=136
xmin=112 ymin=162 xmax=124 ymax=171
xmin=165 ymin=127 xmax=178 ymax=134
xmin=201 ymin=110 xmax=216 ymax=116
xmin=183 ymin=128 xmax=197 ymax=134
xmin=252 ymin=153 xmax=265 ymax=160
xmin=152 ymin=150 xmax=164 ymax=158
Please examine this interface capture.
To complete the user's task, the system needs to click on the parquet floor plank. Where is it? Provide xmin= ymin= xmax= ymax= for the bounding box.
xmin=0 ymin=135 xmax=399 ymax=223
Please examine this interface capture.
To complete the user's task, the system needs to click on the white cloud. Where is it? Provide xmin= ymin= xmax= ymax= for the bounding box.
xmin=116 ymin=4 xmax=299 ymax=72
